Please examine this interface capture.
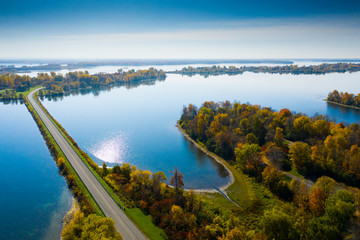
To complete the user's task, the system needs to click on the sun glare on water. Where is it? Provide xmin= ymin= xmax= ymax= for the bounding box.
xmin=88 ymin=132 xmax=130 ymax=163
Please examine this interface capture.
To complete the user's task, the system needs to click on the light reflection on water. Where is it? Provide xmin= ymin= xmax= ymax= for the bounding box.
xmin=88 ymin=131 xmax=130 ymax=164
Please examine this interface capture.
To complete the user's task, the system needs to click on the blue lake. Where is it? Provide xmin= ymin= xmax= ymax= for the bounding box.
xmin=1 ymin=63 xmax=360 ymax=239
xmin=41 ymin=70 xmax=360 ymax=189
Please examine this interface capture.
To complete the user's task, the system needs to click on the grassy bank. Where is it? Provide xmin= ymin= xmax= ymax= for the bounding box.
xmin=32 ymin=90 xmax=165 ymax=240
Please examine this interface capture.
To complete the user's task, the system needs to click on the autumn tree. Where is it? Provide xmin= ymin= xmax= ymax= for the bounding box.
xmin=289 ymin=142 xmax=312 ymax=174
xmin=62 ymin=211 xmax=122 ymax=240
xmin=309 ymin=188 xmax=326 ymax=216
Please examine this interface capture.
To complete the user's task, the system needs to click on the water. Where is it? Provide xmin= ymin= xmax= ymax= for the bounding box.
xmin=41 ymin=70 xmax=360 ymax=190
xmin=0 ymin=102 xmax=72 ymax=240
xmin=1 ymin=61 xmax=360 ymax=239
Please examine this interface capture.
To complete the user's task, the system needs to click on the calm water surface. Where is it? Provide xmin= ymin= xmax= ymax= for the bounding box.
xmin=0 ymin=103 xmax=72 ymax=240
xmin=1 ymin=62 xmax=360 ymax=239
xmin=42 ymin=70 xmax=360 ymax=189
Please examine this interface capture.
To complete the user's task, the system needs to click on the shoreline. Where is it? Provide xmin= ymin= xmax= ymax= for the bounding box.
xmin=325 ymin=99 xmax=360 ymax=110
xmin=176 ymin=122 xmax=235 ymax=193
xmin=62 ymin=197 xmax=80 ymax=229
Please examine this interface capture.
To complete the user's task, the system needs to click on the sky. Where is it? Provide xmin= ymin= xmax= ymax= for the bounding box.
xmin=0 ymin=0 xmax=359 ymax=59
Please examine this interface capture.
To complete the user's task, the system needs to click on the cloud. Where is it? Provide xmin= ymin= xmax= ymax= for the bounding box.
xmin=47 ymin=16 xmax=360 ymax=43
xmin=0 ymin=17 xmax=359 ymax=59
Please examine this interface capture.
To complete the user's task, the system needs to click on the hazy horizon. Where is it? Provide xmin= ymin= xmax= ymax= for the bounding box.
xmin=1 ymin=0 xmax=359 ymax=59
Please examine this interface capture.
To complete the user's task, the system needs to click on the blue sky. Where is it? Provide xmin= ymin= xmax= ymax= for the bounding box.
xmin=0 ymin=0 xmax=359 ymax=59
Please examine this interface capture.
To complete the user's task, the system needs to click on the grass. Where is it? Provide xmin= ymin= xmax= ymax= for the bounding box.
xmin=200 ymin=168 xmax=283 ymax=230
xmin=18 ymin=86 xmax=43 ymax=97
xmin=224 ymin=164 xmax=255 ymax=207
xmin=33 ymin=91 xmax=166 ymax=239
xmin=1 ymin=86 xmax=42 ymax=97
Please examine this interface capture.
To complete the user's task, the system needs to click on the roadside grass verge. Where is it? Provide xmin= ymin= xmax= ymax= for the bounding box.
xmin=33 ymin=91 xmax=165 ymax=240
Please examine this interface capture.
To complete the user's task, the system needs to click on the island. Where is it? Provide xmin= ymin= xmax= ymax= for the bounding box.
xmin=168 ymin=63 xmax=360 ymax=76
xmin=0 ymin=68 xmax=166 ymax=101
xmin=326 ymin=90 xmax=360 ymax=109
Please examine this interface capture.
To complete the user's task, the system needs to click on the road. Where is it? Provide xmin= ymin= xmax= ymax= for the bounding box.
xmin=28 ymin=89 xmax=147 ymax=240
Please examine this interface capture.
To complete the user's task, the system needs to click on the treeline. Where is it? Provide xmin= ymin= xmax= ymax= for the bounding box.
xmin=0 ymin=74 xmax=31 ymax=92
xmin=171 ymin=63 xmax=360 ymax=76
xmin=0 ymin=64 xmax=66 ymax=74
xmin=178 ymin=101 xmax=360 ymax=239
xmin=327 ymin=90 xmax=360 ymax=108
xmin=0 ymin=68 xmax=166 ymax=99
xmin=25 ymin=95 xmax=121 ymax=239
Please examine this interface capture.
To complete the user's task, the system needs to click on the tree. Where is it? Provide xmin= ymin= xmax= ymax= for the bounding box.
xmin=235 ymin=143 xmax=265 ymax=178
xmin=170 ymin=167 xmax=184 ymax=190
xmin=170 ymin=167 xmax=185 ymax=206
xmin=292 ymin=116 xmax=312 ymax=140
xmin=312 ymin=176 xmax=337 ymax=198
xmin=246 ymin=133 xmax=259 ymax=145
xmin=274 ymin=127 xmax=284 ymax=146
xmin=289 ymin=142 xmax=312 ymax=174
xmin=260 ymin=209 xmax=299 ymax=240
xmin=262 ymin=166 xmax=293 ymax=200
xmin=266 ymin=144 xmax=290 ymax=170
xmin=102 ymin=162 xmax=108 ymax=177
xmin=279 ymin=108 xmax=292 ymax=117
xmin=62 ymin=211 xmax=122 ymax=240
xmin=309 ymin=188 xmax=326 ymax=216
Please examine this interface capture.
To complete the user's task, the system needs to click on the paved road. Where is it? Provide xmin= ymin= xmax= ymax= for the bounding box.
xmin=28 ymin=89 xmax=147 ymax=240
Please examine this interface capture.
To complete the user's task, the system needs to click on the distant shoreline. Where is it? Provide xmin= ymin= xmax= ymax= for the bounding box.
xmin=325 ymin=100 xmax=360 ymax=110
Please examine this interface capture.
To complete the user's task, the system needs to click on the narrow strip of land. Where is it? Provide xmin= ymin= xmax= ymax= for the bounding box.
xmin=325 ymin=100 xmax=360 ymax=110
xmin=27 ymin=89 xmax=147 ymax=240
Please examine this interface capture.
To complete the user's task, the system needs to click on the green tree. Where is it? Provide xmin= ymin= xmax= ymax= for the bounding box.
xmin=289 ymin=142 xmax=312 ymax=174
xmin=102 ymin=162 xmax=108 ymax=177
xmin=260 ymin=209 xmax=299 ymax=240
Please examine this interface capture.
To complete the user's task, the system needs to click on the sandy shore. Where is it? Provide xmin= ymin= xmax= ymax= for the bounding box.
xmin=62 ymin=197 xmax=80 ymax=229
xmin=176 ymin=122 xmax=235 ymax=193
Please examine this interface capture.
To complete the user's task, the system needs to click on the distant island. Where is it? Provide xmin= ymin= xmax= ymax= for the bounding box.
xmin=326 ymin=90 xmax=360 ymax=109
xmin=0 ymin=68 xmax=166 ymax=100
xmin=169 ymin=63 xmax=360 ymax=76
xmin=0 ymin=59 xmax=293 ymax=74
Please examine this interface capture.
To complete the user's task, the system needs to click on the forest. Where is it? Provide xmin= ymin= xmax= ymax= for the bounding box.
xmin=170 ymin=63 xmax=360 ymax=77
xmin=327 ymin=90 xmax=360 ymax=108
xmin=0 ymin=68 xmax=166 ymax=100
xmin=177 ymin=101 xmax=360 ymax=239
